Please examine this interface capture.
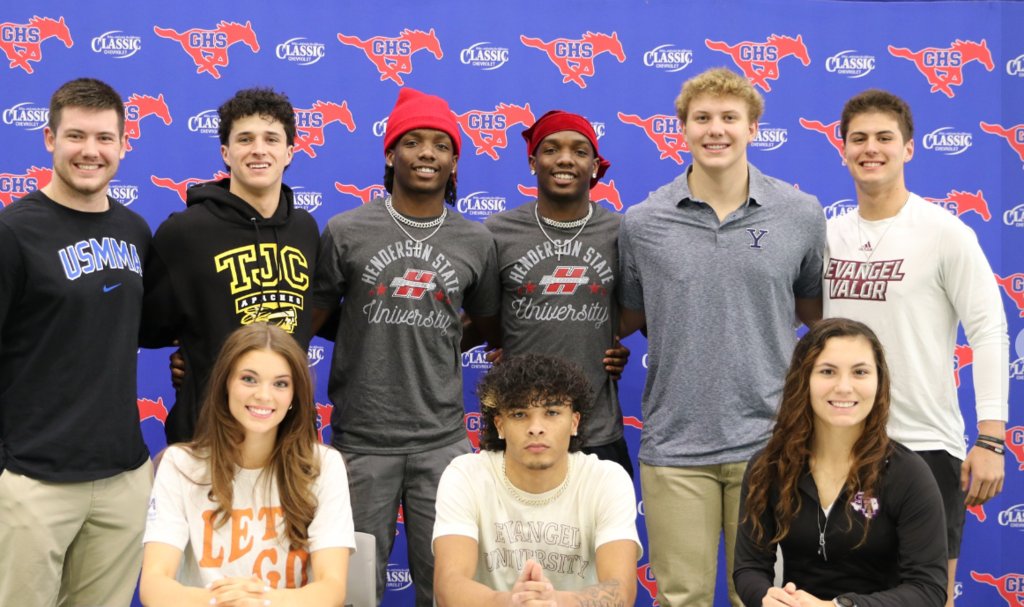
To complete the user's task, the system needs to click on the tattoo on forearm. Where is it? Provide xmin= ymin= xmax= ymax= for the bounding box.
xmin=573 ymin=580 xmax=625 ymax=607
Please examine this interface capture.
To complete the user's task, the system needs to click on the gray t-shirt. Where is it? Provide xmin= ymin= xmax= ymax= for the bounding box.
xmin=484 ymin=202 xmax=622 ymax=447
xmin=619 ymin=164 xmax=825 ymax=467
xmin=313 ymin=199 xmax=501 ymax=454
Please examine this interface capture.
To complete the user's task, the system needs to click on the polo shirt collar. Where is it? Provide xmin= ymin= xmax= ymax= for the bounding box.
xmin=675 ymin=163 xmax=769 ymax=209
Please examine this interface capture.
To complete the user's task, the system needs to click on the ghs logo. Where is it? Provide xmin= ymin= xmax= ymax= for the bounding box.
xmin=0 ymin=166 xmax=52 ymax=206
xmin=2 ymin=102 xmax=48 ymax=131
xmin=335 ymin=182 xmax=387 ymax=205
xmin=998 ymin=504 xmax=1024 ymax=532
xmin=464 ymin=411 xmax=482 ymax=451
xmin=1009 ymin=54 xmax=1024 ymax=77
xmin=457 ymin=191 xmax=506 ymax=218
xmin=275 ymin=37 xmax=326 ymax=66
xmin=460 ymin=42 xmax=509 ymax=70
xmin=520 ymin=31 xmax=625 ymax=89
xmin=138 ymin=397 xmax=168 ymax=426
xmin=979 ymin=122 xmax=1024 ymax=169
xmin=456 ymin=103 xmax=535 ymax=160
xmin=124 ymin=94 xmax=172 ymax=152
xmin=705 ymin=35 xmax=811 ymax=92
xmin=315 ymin=402 xmax=333 ymax=443
xmin=637 ymin=563 xmax=660 ymax=606
xmin=825 ymin=50 xmax=876 ymax=78
xmin=798 ymin=118 xmax=845 ymax=163
xmin=952 ymin=344 xmax=973 ymax=388
xmin=517 ymin=180 xmax=623 ymax=212
xmin=888 ymin=40 xmax=993 ymax=98
xmin=643 ymin=44 xmax=692 ymax=72
xmin=293 ymin=101 xmax=356 ymax=158
xmin=386 ymin=564 xmax=413 ymax=592
xmin=996 ymin=273 xmax=1024 ymax=317
xmin=91 ymin=30 xmax=142 ymax=59
xmin=751 ymin=123 xmax=788 ymax=152
xmin=153 ymin=21 xmax=259 ymax=78
xmin=969 ymin=571 xmax=1024 ymax=606
xmin=1005 ymin=203 xmax=1024 ymax=228
xmin=187 ymin=109 xmax=219 ymax=136
xmin=291 ymin=187 xmax=323 ymax=213
xmin=151 ymin=171 xmax=230 ymax=203
xmin=1009 ymin=426 xmax=1024 ymax=471
xmin=107 ymin=180 xmax=139 ymax=206
xmin=617 ymin=113 xmax=689 ymax=165
xmin=923 ymin=190 xmax=990 ymax=221
xmin=336 ymin=29 xmax=442 ymax=85
xmin=0 ymin=16 xmax=72 ymax=74
xmin=823 ymin=199 xmax=857 ymax=220
xmin=921 ymin=126 xmax=972 ymax=155
xmin=307 ymin=344 xmax=325 ymax=367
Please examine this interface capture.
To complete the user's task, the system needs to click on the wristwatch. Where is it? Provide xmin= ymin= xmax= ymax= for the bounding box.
xmin=834 ymin=597 xmax=856 ymax=607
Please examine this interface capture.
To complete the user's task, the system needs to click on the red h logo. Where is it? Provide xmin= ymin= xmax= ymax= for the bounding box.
xmin=391 ymin=269 xmax=437 ymax=299
xmin=539 ymin=266 xmax=589 ymax=294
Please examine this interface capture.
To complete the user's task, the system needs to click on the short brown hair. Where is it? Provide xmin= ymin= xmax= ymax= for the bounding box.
xmin=48 ymin=78 xmax=125 ymax=135
xmin=840 ymin=89 xmax=913 ymax=143
xmin=675 ymin=67 xmax=764 ymax=124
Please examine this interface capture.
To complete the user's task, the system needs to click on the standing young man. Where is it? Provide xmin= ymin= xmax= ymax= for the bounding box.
xmin=312 ymin=87 xmax=501 ymax=606
xmin=433 ymin=353 xmax=641 ymax=607
xmin=142 ymin=88 xmax=320 ymax=444
xmin=824 ymin=89 xmax=1008 ymax=607
xmin=617 ymin=67 xmax=825 ymax=606
xmin=483 ymin=110 xmax=632 ymax=475
xmin=0 ymin=78 xmax=153 ymax=606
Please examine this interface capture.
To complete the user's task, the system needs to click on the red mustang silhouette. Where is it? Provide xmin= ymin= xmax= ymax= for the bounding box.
xmin=617 ymin=113 xmax=689 ymax=165
xmin=520 ymin=32 xmax=625 ymax=89
xmin=888 ymin=40 xmax=993 ymax=98
xmin=336 ymin=29 xmax=442 ymax=85
xmin=979 ymin=122 xmax=1024 ymax=166
xmin=517 ymin=180 xmax=623 ymax=212
xmin=123 ymin=94 xmax=172 ymax=152
xmin=293 ymin=101 xmax=355 ymax=158
xmin=0 ymin=166 xmax=52 ymax=206
xmin=456 ymin=103 xmax=535 ymax=161
xmin=0 ymin=16 xmax=72 ymax=74
xmin=334 ymin=182 xmax=386 ymax=205
xmin=923 ymin=190 xmax=990 ymax=221
xmin=798 ymin=118 xmax=845 ymax=164
xmin=153 ymin=21 xmax=259 ymax=78
xmin=705 ymin=35 xmax=810 ymax=92
xmin=150 ymin=171 xmax=230 ymax=203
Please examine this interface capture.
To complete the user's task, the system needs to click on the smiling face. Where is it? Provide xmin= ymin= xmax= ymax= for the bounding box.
xmin=681 ymin=93 xmax=757 ymax=173
xmin=227 ymin=348 xmax=294 ymax=441
xmin=386 ymin=128 xmax=457 ymax=200
xmin=221 ymin=113 xmax=293 ymax=202
xmin=843 ymin=111 xmax=913 ymax=195
xmin=44 ymin=106 xmax=125 ymax=207
xmin=809 ymin=336 xmax=879 ymax=433
xmin=493 ymin=397 xmax=580 ymax=476
xmin=529 ymin=130 xmax=598 ymax=205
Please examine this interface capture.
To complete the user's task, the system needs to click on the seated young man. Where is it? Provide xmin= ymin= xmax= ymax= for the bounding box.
xmin=433 ymin=354 xmax=641 ymax=607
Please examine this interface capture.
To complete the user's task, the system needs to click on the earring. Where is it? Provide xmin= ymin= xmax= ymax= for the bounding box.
xmin=530 ymin=168 xmax=536 ymax=176
xmin=572 ymin=431 xmax=578 ymax=436
xmin=387 ymin=162 xmax=393 ymax=168
xmin=498 ymin=434 xmax=504 ymax=440
xmin=591 ymin=171 xmax=598 ymax=179
xmin=288 ymin=405 xmax=293 ymax=410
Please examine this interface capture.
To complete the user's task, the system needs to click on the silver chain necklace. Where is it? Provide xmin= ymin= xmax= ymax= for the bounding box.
xmin=501 ymin=455 xmax=572 ymax=507
xmin=855 ymin=199 xmax=906 ymax=263
xmin=385 ymin=195 xmax=447 ymax=243
xmin=534 ymin=202 xmax=593 ymax=261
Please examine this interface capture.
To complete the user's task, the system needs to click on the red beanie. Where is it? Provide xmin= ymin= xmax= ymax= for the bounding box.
xmin=521 ymin=110 xmax=611 ymax=188
xmin=384 ymin=87 xmax=461 ymax=156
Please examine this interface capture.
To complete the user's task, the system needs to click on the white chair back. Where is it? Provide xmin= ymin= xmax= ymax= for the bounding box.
xmin=345 ymin=531 xmax=377 ymax=607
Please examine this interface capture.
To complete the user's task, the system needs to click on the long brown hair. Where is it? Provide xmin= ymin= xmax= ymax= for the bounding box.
xmin=188 ymin=323 xmax=320 ymax=550
xmin=743 ymin=318 xmax=892 ymax=547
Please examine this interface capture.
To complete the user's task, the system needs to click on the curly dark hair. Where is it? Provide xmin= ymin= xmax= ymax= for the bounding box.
xmin=49 ymin=78 xmax=125 ymax=135
xmin=840 ymin=89 xmax=914 ymax=143
xmin=217 ymin=87 xmax=296 ymax=146
xmin=477 ymin=354 xmax=593 ymax=452
xmin=742 ymin=318 xmax=893 ymax=549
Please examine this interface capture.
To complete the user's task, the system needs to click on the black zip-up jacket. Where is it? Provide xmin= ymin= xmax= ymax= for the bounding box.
xmin=734 ymin=442 xmax=947 ymax=607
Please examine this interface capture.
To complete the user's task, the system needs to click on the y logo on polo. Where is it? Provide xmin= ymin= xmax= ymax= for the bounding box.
xmin=0 ymin=16 xmax=72 ymax=74
xmin=705 ymin=35 xmax=811 ymax=91
xmin=336 ymin=29 xmax=442 ymax=85
xmin=153 ymin=21 xmax=259 ymax=78
xmin=520 ymin=31 xmax=625 ymax=88
xmin=888 ymin=40 xmax=993 ymax=98
xmin=746 ymin=229 xmax=769 ymax=249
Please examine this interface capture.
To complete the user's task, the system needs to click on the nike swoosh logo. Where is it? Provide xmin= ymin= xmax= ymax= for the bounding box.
xmin=103 ymin=283 xmax=122 ymax=293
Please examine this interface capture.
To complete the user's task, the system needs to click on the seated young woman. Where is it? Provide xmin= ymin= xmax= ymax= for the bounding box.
xmin=140 ymin=323 xmax=354 ymax=607
xmin=733 ymin=318 xmax=947 ymax=607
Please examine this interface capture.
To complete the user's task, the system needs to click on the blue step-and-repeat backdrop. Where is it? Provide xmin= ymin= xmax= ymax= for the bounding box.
xmin=1 ymin=1 xmax=1021 ymax=605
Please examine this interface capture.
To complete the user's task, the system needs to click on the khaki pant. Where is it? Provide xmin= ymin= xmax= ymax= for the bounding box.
xmin=0 ymin=460 xmax=153 ymax=607
xmin=640 ymin=461 xmax=747 ymax=607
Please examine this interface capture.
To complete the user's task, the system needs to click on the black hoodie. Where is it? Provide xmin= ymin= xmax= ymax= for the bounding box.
xmin=142 ymin=178 xmax=319 ymax=444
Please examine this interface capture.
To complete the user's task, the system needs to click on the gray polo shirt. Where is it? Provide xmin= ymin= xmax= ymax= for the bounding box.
xmin=619 ymin=164 xmax=825 ymax=467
